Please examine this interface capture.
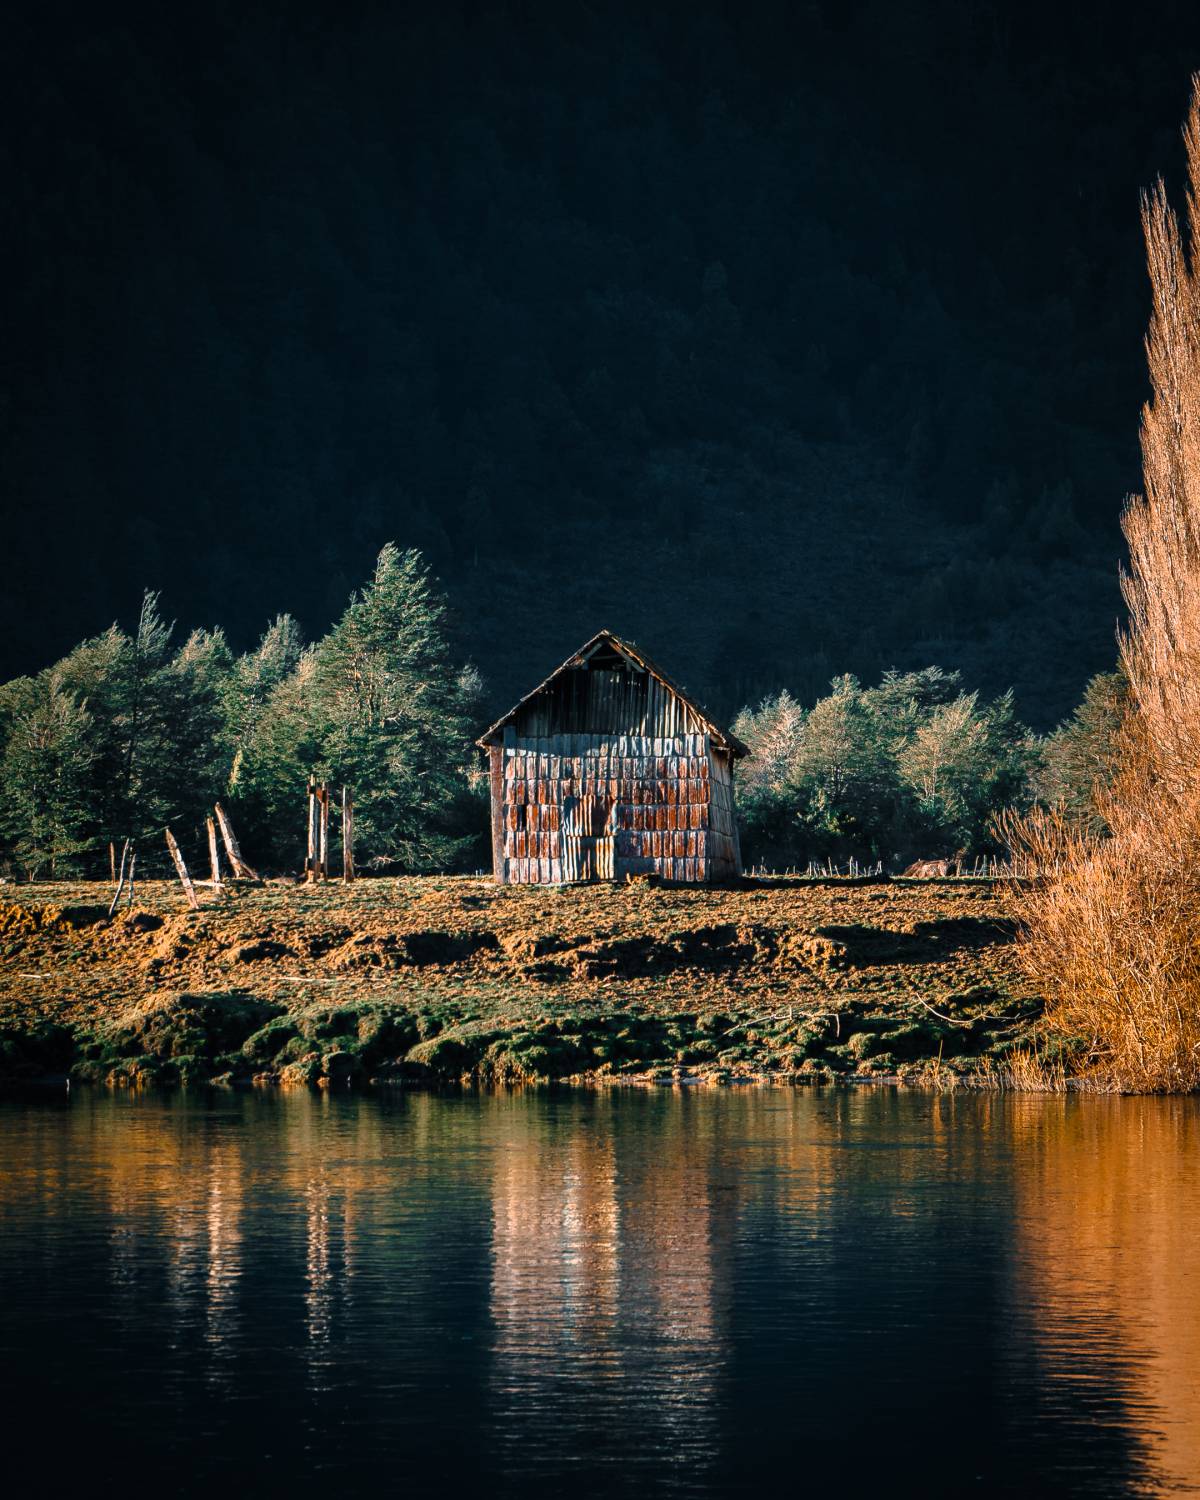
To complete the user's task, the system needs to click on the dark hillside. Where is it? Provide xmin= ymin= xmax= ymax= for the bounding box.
xmin=3 ymin=1 xmax=1192 ymax=723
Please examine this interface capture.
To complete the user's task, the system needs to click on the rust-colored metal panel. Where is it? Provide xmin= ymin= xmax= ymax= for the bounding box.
xmin=490 ymin=685 xmax=742 ymax=884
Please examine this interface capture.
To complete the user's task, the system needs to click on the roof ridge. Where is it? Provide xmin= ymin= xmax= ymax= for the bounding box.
xmin=475 ymin=630 xmax=749 ymax=757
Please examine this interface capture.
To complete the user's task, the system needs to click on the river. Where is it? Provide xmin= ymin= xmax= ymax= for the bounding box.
xmin=0 ymin=1087 xmax=1196 ymax=1496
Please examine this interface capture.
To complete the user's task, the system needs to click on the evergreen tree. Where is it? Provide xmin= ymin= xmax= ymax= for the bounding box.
xmin=1035 ymin=669 xmax=1129 ymax=829
xmin=0 ymin=672 xmax=95 ymax=877
xmin=161 ymin=626 xmax=234 ymax=832
xmin=227 ymin=649 xmax=326 ymax=867
xmin=224 ymin=614 xmax=305 ymax=768
xmin=734 ymin=668 xmax=1037 ymax=867
xmin=45 ymin=595 xmax=236 ymax=863
xmin=309 ymin=545 xmax=476 ymax=870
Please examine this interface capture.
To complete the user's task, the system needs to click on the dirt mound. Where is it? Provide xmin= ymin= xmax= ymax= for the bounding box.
xmin=401 ymin=929 xmax=500 ymax=966
xmin=906 ymin=915 xmax=1017 ymax=945
xmin=323 ymin=928 xmax=501 ymax=970
xmin=567 ymin=923 xmax=848 ymax=980
xmin=498 ymin=930 xmax=573 ymax=964
xmin=232 ymin=939 xmax=296 ymax=963
xmin=0 ymin=905 xmax=66 ymax=943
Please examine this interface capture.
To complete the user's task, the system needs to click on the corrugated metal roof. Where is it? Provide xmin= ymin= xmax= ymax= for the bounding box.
xmin=476 ymin=629 xmax=750 ymax=758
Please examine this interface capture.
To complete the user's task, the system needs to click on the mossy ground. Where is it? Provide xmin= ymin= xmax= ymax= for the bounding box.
xmin=0 ymin=874 xmax=1039 ymax=1087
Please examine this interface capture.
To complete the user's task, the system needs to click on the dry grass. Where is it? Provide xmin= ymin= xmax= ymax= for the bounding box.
xmin=1007 ymin=79 xmax=1200 ymax=1092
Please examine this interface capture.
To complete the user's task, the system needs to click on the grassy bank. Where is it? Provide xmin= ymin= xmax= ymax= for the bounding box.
xmin=0 ymin=875 xmax=1042 ymax=1088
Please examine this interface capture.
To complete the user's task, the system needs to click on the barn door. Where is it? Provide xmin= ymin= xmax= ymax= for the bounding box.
xmin=561 ymin=795 xmax=615 ymax=881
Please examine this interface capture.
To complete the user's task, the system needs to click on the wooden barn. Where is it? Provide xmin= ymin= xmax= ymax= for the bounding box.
xmin=477 ymin=630 xmax=748 ymax=885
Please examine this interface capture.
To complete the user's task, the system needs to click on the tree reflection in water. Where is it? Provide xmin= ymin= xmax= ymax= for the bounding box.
xmin=0 ymin=1088 xmax=1195 ymax=1496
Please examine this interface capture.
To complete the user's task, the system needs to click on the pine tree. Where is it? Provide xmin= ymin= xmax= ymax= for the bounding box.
xmin=47 ymin=594 xmax=235 ymax=862
xmin=227 ymin=648 xmax=326 ymax=866
xmin=0 ymin=672 xmax=95 ymax=877
xmin=224 ymin=614 xmax=305 ymax=769
xmin=1035 ymin=670 xmax=1128 ymax=829
xmin=310 ymin=545 xmax=476 ymax=870
xmin=161 ymin=626 xmax=234 ymax=833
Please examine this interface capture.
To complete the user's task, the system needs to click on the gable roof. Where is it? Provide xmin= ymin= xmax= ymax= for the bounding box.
xmin=476 ymin=629 xmax=750 ymax=757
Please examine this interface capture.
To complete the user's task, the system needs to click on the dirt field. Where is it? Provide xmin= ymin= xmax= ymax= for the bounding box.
xmin=0 ymin=875 xmax=1040 ymax=1086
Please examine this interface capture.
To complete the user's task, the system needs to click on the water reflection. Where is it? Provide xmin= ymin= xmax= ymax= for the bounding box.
xmin=0 ymin=1088 xmax=1196 ymax=1495
xmin=1007 ymin=1097 xmax=1200 ymax=1495
xmin=487 ymin=1096 xmax=727 ymax=1485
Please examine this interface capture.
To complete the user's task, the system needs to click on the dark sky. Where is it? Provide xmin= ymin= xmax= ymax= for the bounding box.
xmin=5 ymin=0 xmax=1199 ymax=726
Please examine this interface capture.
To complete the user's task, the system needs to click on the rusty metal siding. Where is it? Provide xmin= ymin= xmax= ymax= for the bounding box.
xmin=496 ymin=728 xmax=740 ymax=884
xmin=489 ymin=746 xmax=505 ymax=884
xmin=488 ymin=644 xmax=743 ymax=885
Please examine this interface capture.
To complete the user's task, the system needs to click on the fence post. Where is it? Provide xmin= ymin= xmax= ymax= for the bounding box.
xmin=165 ymin=828 xmax=200 ymax=910
xmin=342 ymin=786 xmax=355 ymax=882
xmin=306 ymin=778 xmax=329 ymax=882
xmin=319 ymin=785 xmax=329 ymax=878
xmin=206 ymin=815 xmax=222 ymax=889
xmin=214 ymin=802 xmax=258 ymax=880
xmin=107 ymin=839 xmax=131 ymax=920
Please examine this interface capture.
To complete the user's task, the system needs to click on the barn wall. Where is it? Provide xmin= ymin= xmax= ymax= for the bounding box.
xmin=487 ymin=663 xmax=744 ymax=885
xmin=498 ymin=728 xmax=720 ymax=883
xmin=706 ymin=748 xmax=742 ymax=881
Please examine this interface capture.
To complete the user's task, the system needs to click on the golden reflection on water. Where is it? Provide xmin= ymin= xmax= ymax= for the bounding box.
xmin=4 ymin=1087 xmax=1200 ymax=1492
xmin=1006 ymin=1095 xmax=1200 ymax=1495
xmin=487 ymin=1094 xmax=728 ymax=1470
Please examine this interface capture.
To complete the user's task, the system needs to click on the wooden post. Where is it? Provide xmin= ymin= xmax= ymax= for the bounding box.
xmin=165 ymin=828 xmax=199 ymax=910
xmin=319 ymin=784 xmax=329 ymax=879
xmin=206 ymin=815 xmax=222 ymax=889
xmin=342 ymin=786 xmax=355 ymax=882
xmin=306 ymin=777 xmax=315 ymax=880
xmin=306 ymin=777 xmax=319 ymax=882
xmin=107 ymin=838 xmax=131 ymax=919
xmin=306 ymin=779 xmax=330 ymax=883
xmin=127 ymin=851 xmax=137 ymax=909
xmin=214 ymin=802 xmax=259 ymax=880
xmin=109 ymin=841 xmax=116 ymax=884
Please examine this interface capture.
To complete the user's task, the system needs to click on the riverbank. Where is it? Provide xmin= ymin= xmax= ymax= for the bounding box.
xmin=0 ymin=875 xmax=1041 ymax=1087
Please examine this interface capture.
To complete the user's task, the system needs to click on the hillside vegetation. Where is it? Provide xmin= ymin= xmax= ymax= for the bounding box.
xmin=10 ymin=2 xmax=1186 ymax=723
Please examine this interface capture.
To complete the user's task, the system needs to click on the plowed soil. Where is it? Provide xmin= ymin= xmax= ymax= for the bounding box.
xmin=0 ymin=875 xmax=1039 ymax=1086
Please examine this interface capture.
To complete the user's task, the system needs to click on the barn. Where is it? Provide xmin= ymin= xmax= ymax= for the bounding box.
xmin=477 ymin=630 xmax=748 ymax=885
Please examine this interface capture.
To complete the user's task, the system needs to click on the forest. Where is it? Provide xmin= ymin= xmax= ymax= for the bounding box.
xmin=0 ymin=545 xmax=1122 ymax=882
xmin=7 ymin=2 xmax=1200 ymax=732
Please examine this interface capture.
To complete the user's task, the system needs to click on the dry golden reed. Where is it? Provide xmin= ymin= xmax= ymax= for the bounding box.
xmin=1007 ymin=79 xmax=1200 ymax=1092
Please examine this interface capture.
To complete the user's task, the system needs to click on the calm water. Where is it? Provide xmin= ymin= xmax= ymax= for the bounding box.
xmin=1 ymin=1087 xmax=1198 ymax=1497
